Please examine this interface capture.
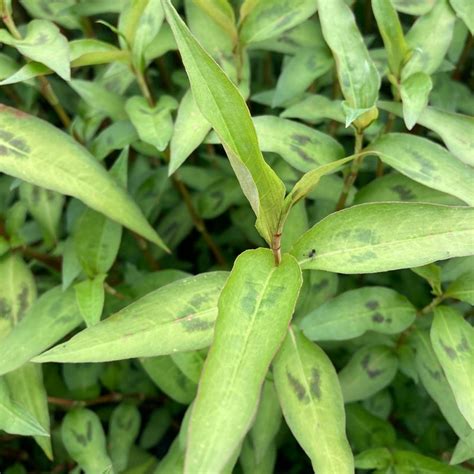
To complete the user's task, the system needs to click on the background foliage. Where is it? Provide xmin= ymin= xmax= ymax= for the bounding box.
xmin=0 ymin=0 xmax=473 ymax=472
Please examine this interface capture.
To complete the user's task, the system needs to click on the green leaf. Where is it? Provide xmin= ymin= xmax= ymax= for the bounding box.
xmin=109 ymin=403 xmax=141 ymax=472
xmin=451 ymin=431 xmax=474 ymax=465
xmin=0 ymin=105 xmax=167 ymax=249
xmin=70 ymin=39 xmax=129 ymax=67
xmin=450 ymin=0 xmax=474 ymax=34
xmin=74 ymin=275 xmax=106 ymax=327
xmin=301 ymin=287 xmax=416 ymax=341
xmin=338 ymin=345 xmax=398 ymax=403
xmin=400 ymin=72 xmax=433 ymax=130
xmin=391 ymin=0 xmax=436 ymax=15
xmin=240 ymin=439 xmax=276 ymax=474
xmin=140 ymin=356 xmax=197 ymax=404
xmin=412 ymin=263 xmax=443 ymax=295
xmin=126 ymin=95 xmax=178 ymax=152
xmin=0 ymin=19 xmax=70 ymax=80
xmin=367 ymin=133 xmax=474 ymax=205
xmin=402 ymin=0 xmax=456 ymax=80
xmin=355 ymin=447 xmax=393 ymax=470
xmin=281 ymin=94 xmax=345 ymax=124
xmin=185 ymin=249 xmax=302 ymax=473
xmin=0 ymin=377 xmax=49 ymax=437
xmin=292 ymin=203 xmax=474 ymax=274
xmin=170 ymin=351 xmax=205 ymax=384
xmin=162 ymin=0 xmax=285 ymax=246
xmin=431 ymin=306 xmax=474 ymax=428
xmin=371 ymin=0 xmax=409 ymax=76
xmin=318 ymin=0 xmax=380 ymax=129
xmin=446 ymin=269 xmax=474 ymax=305
xmin=34 ymin=272 xmax=228 ymax=363
xmin=392 ymin=450 xmax=467 ymax=473
xmin=273 ymin=327 xmax=354 ymax=472
xmin=61 ymin=408 xmax=113 ymax=474
xmin=239 ymin=0 xmax=318 ymax=45
xmin=0 ymin=61 xmax=50 ymax=86
xmin=0 ymin=286 xmax=82 ymax=376
xmin=193 ymin=0 xmax=237 ymax=43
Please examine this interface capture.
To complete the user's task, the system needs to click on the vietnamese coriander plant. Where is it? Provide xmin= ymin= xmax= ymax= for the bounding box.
xmin=0 ymin=0 xmax=473 ymax=472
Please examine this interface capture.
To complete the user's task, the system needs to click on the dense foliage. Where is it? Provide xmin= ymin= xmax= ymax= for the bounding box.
xmin=0 ymin=0 xmax=473 ymax=472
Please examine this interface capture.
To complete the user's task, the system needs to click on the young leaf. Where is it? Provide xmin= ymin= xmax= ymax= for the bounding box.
xmin=367 ymin=133 xmax=474 ymax=205
xmin=273 ymin=327 xmax=354 ymax=472
xmin=185 ymin=249 xmax=302 ymax=473
xmin=301 ymin=287 xmax=416 ymax=341
xmin=400 ymin=72 xmax=433 ymax=130
xmin=318 ymin=0 xmax=380 ymax=128
xmin=0 ymin=286 xmax=82 ymax=375
xmin=61 ymin=408 xmax=113 ymax=474
xmin=0 ymin=105 xmax=167 ymax=249
xmin=446 ymin=269 xmax=474 ymax=305
xmin=431 ymin=306 xmax=474 ymax=429
xmin=292 ymin=203 xmax=474 ymax=274
xmin=34 ymin=272 xmax=229 ymax=363
xmin=338 ymin=345 xmax=398 ymax=403
xmin=74 ymin=275 xmax=106 ymax=327
xmin=162 ymin=0 xmax=285 ymax=246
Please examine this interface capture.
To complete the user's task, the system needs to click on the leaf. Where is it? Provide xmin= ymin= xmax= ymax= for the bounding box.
xmin=0 ymin=61 xmax=50 ymax=86
xmin=450 ymin=0 xmax=474 ymax=34
xmin=0 ymin=105 xmax=167 ymax=249
xmin=0 ymin=19 xmax=70 ymax=80
xmin=338 ymin=345 xmax=398 ymax=403
xmin=318 ymin=0 xmax=380 ymax=128
xmin=162 ymin=0 xmax=285 ymax=246
xmin=431 ymin=306 xmax=474 ymax=428
xmin=273 ymin=327 xmax=354 ymax=472
xmin=0 ymin=286 xmax=82 ymax=376
xmin=140 ymin=356 xmax=197 ymax=404
xmin=292 ymin=203 xmax=474 ymax=274
xmin=239 ymin=0 xmax=318 ymax=45
xmin=392 ymin=450 xmax=467 ymax=473
xmin=34 ymin=272 xmax=228 ymax=363
xmin=371 ymin=0 xmax=409 ymax=77
xmin=367 ymin=133 xmax=474 ymax=205
xmin=451 ymin=431 xmax=474 ymax=465
xmin=126 ymin=95 xmax=178 ymax=152
xmin=301 ymin=287 xmax=416 ymax=341
xmin=70 ymin=39 xmax=129 ymax=67
xmin=412 ymin=263 xmax=442 ymax=296
xmin=355 ymin=447 xmax=393 ymax=470
xmin=74 ymin=275 xmax=106 ymax=327
xmin=61 ymin=408 xmax=113 ymax=474
xmin=170 ymin=350 xmax=205 ymax=384
xmin=391 ymin=0 xmax=436 ymax=15
xmin=400 ymin=72 xmax=433 ymax=130
xmin=240 ymin=439 xmax=276 ymax=474
xmin=281 ymin=94 xmax=345 ymax=124
xmin=0 ymin=377 xmax=49 ymax=437
xmin=401 ymin=0 xmax=456 ymax=80
xmin=109 ymin=403 xmax=141 ymax=472
xmin=193 ymin=0 xmax=237 ymax=42
xmin=446 ymin=269 xmax=474 ymax=305
xmin=184 ymin=249 xmax=302 ymax=473
xmin=168 ymin=90 xmax=211 ymax=175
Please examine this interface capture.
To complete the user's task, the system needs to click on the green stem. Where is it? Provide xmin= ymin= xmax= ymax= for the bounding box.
xmin=418 ymin=294 xmax=445 ymax=316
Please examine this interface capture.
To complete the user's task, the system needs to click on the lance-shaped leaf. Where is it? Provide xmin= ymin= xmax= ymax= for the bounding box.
xmin=239 ymin=0 xmax=318 ymax=45
xmin=400 ymin=72 xmax=432 ymax=130
xmin=301 ymin=287 xmax=416 ymax=341
xmin=0 ymin=105 xmax=167 ymax=249
xmin=62 ymin=408 xmax=113 ymax=474
xmin=378 ymin=101 xmax=474 ymax=166
xmin=0 ymin=286 xmax=82 ymax=375
xmin=162 ymin=0 xmax=285 ymax=245
xmin=318 ymin=0 xmax=380 ymax=128
xmin=393 ymin=450 xmax=468 ymax=472
xmin=371 ymin=0 xmax=409 ymax=77
xmin=292 ymin=203 xmax=474 ymax=274
xmin=185 ymin=249 xmax=302 ymax=473
xmin=273 ymin=327 xmax=354 ymax=473
xmin=431 ymin=307 xmax=474 ymax=429
xmin=338 ymin=345 xmax=398 ymax=403
xmin=34 ymin=272 xmax=228 ymax=363
xmin=450 ymin=0 xmax=474 ymax=34
xmin=367 ymin=133 xmax=474 ymax=206
xmin=74 ymin=275 xmax=106 ymax=327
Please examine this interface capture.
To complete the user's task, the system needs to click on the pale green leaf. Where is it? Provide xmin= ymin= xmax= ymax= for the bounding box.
xmin=0 ymin=105 xmax=167 ymax=249
xmin=301 ymin=287 xmax=416 ymax=341
xmin=240 ymin=439 xmax=276 ymax=474
xmin=185 ymin=249 xmax=302 ymax=473
xmin=446 ymin=269 xmax=474 ymax=305
xmin=450 ymin=0 xmax=474 ymax=34
xmin=281 ymin=94 xmax=345 ymax=124
xmin=34 ymin=272 xmax=228 ymax=363
xmin=400 ymin=72 xmax=433 ymax=130
xmin=0 ymin=61 xmax=50 ymax=86
xmin=431 ymin=306 xmax=474 ymax=429
xmin=338 ymin=345 xmax=398 ymax=403
xmin=393 ymin=450 xmax=467 ymax=473
xmin=170 ymin=350 xmax=205 ymax=384
xmin=69 ymin=39 xmax=129 ymax=67
xmin=193 ymin=0 xmax=237 ymax=42
xmin=273 ymin=327 xmax=354 ymax=473
xmin=451 ymin=431 xmax=474 ymax=465
xmin=74 ymin=275 xmax=106 ymax=327
xmin=412 ymin=263 xmax=443 ymax=295
xmin=391 ymin=0 xmax=436 ymax=15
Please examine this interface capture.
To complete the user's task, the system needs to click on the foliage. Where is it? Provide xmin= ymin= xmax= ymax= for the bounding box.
xmin=0 ymin=0 xmax=473 ymax=472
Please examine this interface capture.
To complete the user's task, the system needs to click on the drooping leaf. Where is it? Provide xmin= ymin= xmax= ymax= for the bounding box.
xmin=273 ymin=327 xmax=354 ymax=472
xmin=291 ymin=203 xmax=474 ymax=274
xmin=301 ymin=287 xmax=416 ymax=341
xmin=34 ymin=272 xmax=228 ymax=363
xmin=0 ymin=105 xmax=167 ymax=249
xmin=184 ymin=249 xmax=302 ymax=473
xmin=431 ymin=306 xmax=474 ymax=429
xmin=162 ymin=0 xmax=285 ymax=246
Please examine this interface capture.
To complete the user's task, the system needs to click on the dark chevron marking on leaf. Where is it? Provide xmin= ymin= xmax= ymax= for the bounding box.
xmin=86 ymin=421 xmax=93 ymax=441
xmin=181 ymin=317 xmax=214 ymax=333
xmin=0 ymin=130 xmax=31 ymax=158
xmin=372 ymin=313 xmax=384 ymax=323
xmin=292 ymin=134 xmax=311 ymax=145
xmin=361 ymin=354 xmax=384 ymax=379
xmin=290 ymin=144 xmax=315 ymax=163
xmin=287 ymin=371 xmax=309 ymax=403
xmin=391 ymin=185 xmax=416 ymax=201
xmin=71 ymin=429 xmax=88 ymax=447
xmin=440 ymin=340 xmax=457 ymax=360
xmin=308 ymin=249 xmax=317 ymax=258
xmin=422 ymin=362 xmax=442 ymax=381
xmin=0 ymin=298 xmax=12 ymax=318
xmin=17 ymin=285 xmax=29 ymax=321
xmin=312 ymin=279 xmax=328 ymax=292
xmin=456 ymin=336 xmax=469 ymax=352
xmin=365 ymin=300 xmax=379 ymax=310
xmin=310 ymin=368 xmax=321 ymax=399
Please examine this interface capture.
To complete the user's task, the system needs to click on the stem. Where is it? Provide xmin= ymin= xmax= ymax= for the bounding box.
xmin=134 ymin=65 xmax=155 ymax=107
xmin=47 ymin=392 xmax=160 ymax=409
xmin=272 ymin=232 xmax=282 ymax=266
xmin=336 ymin=130 xmax=364 ymax=211
xmin=418 ymin=294 xmax=445 ymax=316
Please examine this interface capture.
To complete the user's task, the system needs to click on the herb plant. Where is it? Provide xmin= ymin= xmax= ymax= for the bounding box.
xmin=0 ymin=0 xmax=473 ymax=473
